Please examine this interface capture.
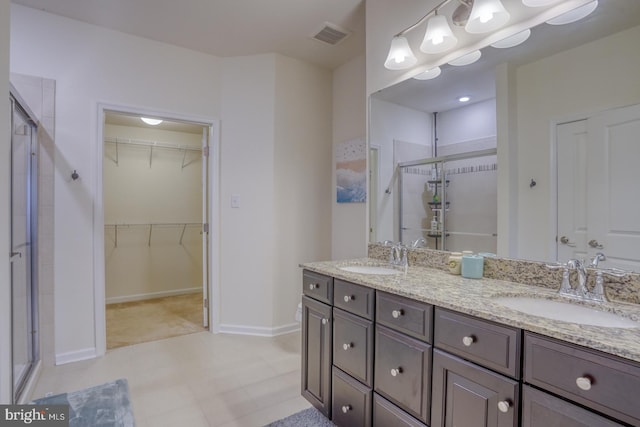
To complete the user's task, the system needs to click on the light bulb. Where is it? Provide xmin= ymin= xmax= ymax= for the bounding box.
xmin=466 ymin=0 xmax=510 ymax=34
xmin=384 ymin=36 xmax=417 ymax=70
xmin=420 ymin=14 xmax=458 ymax=54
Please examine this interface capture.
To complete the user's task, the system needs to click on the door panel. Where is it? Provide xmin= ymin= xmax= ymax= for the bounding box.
xmin=10 ymin=97 xmax=37 ymax=402
xmin=557 ymin=120 xmax=588 ymax=261
xmin=588 ymin=103 xmax=640 ymax=271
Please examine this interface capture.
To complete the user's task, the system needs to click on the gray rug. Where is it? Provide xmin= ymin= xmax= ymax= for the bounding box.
xmin=32 ymin=378 xmax=135 ymax=427
xmin=265 ymin=407 xmax=335 ymax=426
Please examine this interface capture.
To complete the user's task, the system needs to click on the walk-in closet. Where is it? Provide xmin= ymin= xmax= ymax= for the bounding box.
xmin=103 ymin=112 xmax=208 ymax=349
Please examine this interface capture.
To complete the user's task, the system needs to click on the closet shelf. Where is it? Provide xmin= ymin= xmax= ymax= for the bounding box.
xmin=105 ymin=222 xmax=202 ymax=247
xmin=104 ymin=137 xmax=202 ymax=169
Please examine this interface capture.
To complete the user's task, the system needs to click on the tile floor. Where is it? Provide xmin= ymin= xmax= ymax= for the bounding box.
xmin=31 ymin=331 xmax=311 ymax=426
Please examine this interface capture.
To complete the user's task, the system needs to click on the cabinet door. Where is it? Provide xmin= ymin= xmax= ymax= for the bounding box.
xmin=332 ymin=367 xmax=372 ymax=427
xmin=374 ymin=325 xmax=431 ymax=424
xmin=522 ymin=385 xmax=624 ymax=427
xmin=301 ymin=295 xmax=333 ymax=417
xmin=333 ymin=308 xmax=374 ymax=387
xmin=431 ymin=350 xmax=518 ymax=427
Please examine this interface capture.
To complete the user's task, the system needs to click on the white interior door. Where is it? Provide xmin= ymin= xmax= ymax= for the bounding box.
xmin=587 ymin=103 xmax=640 ymax=272
xmin=201 ymin=128 xmax=209 ymax=328
xmin=557 ymin=120 xmax=588 ymax=261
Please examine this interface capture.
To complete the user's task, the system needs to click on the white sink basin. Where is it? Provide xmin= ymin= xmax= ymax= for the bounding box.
xmin=338 ymin=265 xmax=403 ymax=275
xmin=493 ymin=297 xmax=640 ymax=329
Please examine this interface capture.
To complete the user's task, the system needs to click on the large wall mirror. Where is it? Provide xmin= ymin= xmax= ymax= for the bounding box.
xmin=369 ymin=0 xmax=640 ymax=271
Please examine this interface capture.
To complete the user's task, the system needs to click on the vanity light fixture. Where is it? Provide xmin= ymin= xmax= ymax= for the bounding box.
xmin=546 ymin=0 xmax=598 ymax=25
xmin=491 ymin=29 xmax=531 ymax=48
xmin=458 ymin=96 xmax=471 ymax=102
xmin=383 ymin=0 xmax=512 ymax=70
xmin=384 ymin=36 xmax=418 ymax=70
xmin=420 ymin=12 xmax=458 ymax=54
xmin=465 ymin=0 xmax=511 ymax=34
xmin=448 ymin=50 xmax=482 ymax=66
xmin=141 ymin=117 xmax=163 ymax=126
xmin=413 ymin=67 xmax=442 ymax=80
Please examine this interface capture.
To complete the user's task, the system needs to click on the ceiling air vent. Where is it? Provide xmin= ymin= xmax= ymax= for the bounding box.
xmin=311 ymin=22 xmax=351 ymax=46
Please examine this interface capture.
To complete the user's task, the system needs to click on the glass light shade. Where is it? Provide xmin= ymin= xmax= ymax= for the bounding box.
xmin=384 ymin=36 xmax=418 ymax=70
xmin=141 ymin=117 xmax=163 ymax=125
xmin=546 ymin=1 xmax=598 ymax=25
xmin=465 ymin=0 xmax=510 ymax=34
xmin=420 ymin=14 xmax=458 ymax=54
xmin=491 ymin=29 xmax=531 ymax=48
xmin=448 ymin=50 xmax=482 ymax=66
xmin=522 ymin=0 xmax=559 ymax=6
xmin=413 ymin=67 xmax=442 ymax=80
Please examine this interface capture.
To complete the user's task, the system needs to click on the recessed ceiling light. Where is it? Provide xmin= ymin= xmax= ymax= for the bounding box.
xmin=546 ymin=0 xmax=598 ymax=25
xmin=459 ymin=96 xmax=471 ymax=103
xmin=141 ymin=117 xmax=163 ymax=126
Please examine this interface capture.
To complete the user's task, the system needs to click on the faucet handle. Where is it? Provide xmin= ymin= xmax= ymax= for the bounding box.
xmin=546 ymin=262 xmax=569 ymax=270
xmin=600 ymin=267 xmax=627 ymax=278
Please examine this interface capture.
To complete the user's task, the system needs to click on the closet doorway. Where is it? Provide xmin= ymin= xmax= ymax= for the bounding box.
xmin=102 ymin=110 xmax=210 ymax=349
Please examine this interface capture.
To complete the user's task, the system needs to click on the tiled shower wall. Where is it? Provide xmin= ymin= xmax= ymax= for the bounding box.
xmin=11 ymin=73 xmax=56 ymax=367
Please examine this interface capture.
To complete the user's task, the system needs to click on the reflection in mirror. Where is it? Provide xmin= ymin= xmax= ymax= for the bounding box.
xmin=368 ymin=0 xmax=640 ymax=271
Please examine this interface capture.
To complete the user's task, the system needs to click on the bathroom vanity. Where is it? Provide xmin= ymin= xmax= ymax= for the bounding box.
xmin=300 ymin=253 xmax=640 ymax=427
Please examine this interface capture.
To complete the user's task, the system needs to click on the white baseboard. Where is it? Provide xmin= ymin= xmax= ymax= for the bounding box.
xmin=219 ymin=322 xmax=300 ymax=337
xmin=55 ymin=347 xmax=97 ymax=366
xmin=106 ymin=287 xmax=201 ymax=305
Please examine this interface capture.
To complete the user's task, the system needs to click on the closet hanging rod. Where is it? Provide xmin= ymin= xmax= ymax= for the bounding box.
xmin=104 ymin=136 xmax=202 ymax=152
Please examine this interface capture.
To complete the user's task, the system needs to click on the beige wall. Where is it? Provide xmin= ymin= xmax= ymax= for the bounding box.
xmin=1 ymin=0 xmax=12 ymax=404
xmin=332 ymin=55 xmax=367 ymax=259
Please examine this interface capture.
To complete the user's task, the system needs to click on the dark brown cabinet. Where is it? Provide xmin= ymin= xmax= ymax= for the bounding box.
xmin=431 ymin=349 xmax=519 ymax=427
xmin=333 ymin=308 xmax=374 ymax=387
xmin=332 ymin=367 xmax=372 ymax=427
xmin=522 ymin=385 xmax=624 ymax=427
xmin=374 ymin=325 xmax=432 ymax=424
xmin=524 ymin=333 xmax=640 ymax=426
xmin=301 ymin=294 xmax=333 ymax=417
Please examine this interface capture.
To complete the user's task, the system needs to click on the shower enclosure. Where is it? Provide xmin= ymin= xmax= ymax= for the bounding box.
xmin=398 ymin=149 xmax=497 ymax=253
xmin=10 ymin=94 xmax=39 ymax=402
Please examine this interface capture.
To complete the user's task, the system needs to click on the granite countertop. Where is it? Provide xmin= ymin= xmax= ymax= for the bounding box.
xmin=301 ymin=258 xmax=640 ymax=364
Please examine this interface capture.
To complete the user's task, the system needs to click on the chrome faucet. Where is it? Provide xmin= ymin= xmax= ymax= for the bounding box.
xmin=411 ymin=238 xmax=427 ymax=248
xmin=388 ymin=243 xmax=408 ymax=268
xmin=548 ymin=255 xmax=627 ymax=302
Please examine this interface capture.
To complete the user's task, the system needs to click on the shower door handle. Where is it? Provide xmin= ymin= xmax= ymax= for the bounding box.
xmin=10 ymin=251 xmax=22 ymax=261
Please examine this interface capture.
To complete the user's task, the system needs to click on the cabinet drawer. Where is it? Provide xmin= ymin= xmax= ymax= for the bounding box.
xmin=431 ymin=349 xmax=519 ymax=427
xmin=332 ymin=367 xmax=372 ymax=427
xmin=524 ymin=333 xmax=640 ymax=426
xmin=303 ymin=270 xmax=333 ymax=304
xmin=333 ymin=308 xmax=374 ymax=387
xmin=373 ymin=393 xmax=427 ymax=427
xmin=376 ymin=291 xmax=433 ymax=343
xmin=434 ymin=308 xmax=521 ymax=378
xmin=522 ymin=385 xmax=624 ymax=427
xmin=374 ymin=325 xmax=432 ymax=424
xmin=334 ymin=279 xmax=375 ymax=320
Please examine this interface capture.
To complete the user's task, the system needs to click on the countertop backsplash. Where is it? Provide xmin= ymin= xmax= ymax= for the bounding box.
xmin=368 ymin=243 xmax=640 ymax=305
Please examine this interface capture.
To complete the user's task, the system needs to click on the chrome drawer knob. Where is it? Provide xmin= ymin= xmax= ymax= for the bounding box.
xmin=342 ymin=405 xmax=351 ymax=414
xmin=321 ymin=318 xmax=329 ymax=325
xmin=343 ymin=343 xmax=353 ymax=351
xmin=391 ymin=309 xmax=404 ymax=319
xmin=344 ymin=295 xmax=353 ymax=302
xmin=390 ymin=367 xmax=403 ymax=377
xmin=462 ymin=336 xmax=475 ymax=347
xmin=498 ymin=400 xmax=511 ymax=413
xmin=309 ymin=283 xmax=319 ymax=290
xmin=576 ymin=376 xmax=592 ymax=391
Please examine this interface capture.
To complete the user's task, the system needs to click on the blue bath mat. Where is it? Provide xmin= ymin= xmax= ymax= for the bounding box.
xmin=32 ymin=378 xmax=135 ymax=427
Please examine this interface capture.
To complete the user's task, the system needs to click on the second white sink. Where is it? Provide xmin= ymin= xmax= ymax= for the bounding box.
xmin=493 ymin=297 xmax=640 ymax=329
xmin=338 ymin=265 xmax=403 ymax=275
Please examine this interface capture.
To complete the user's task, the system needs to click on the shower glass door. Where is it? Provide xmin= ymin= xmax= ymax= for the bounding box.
xmin=10 ymin=96 xmax=38 ymax=402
